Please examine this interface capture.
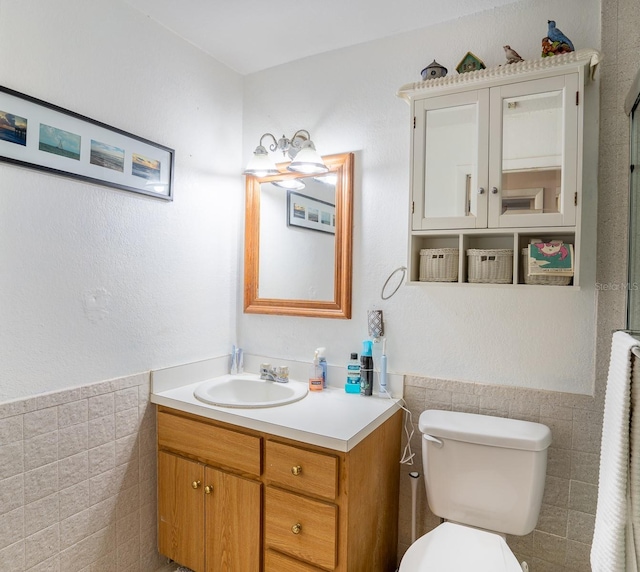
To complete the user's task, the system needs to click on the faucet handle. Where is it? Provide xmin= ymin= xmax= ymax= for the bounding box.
xmin=260 ymin=362 xmax=271 ymax=373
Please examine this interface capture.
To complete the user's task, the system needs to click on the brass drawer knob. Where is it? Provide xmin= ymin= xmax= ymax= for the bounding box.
xmin=204 ymin=485 xmax=213 ymax=495
xmin=291 ymin=465 xmax=302 ymax=476
xmin=192 ymin=480 xmax=201 ymax=489
xmin=291 ymin=523 xmax=302 ymax=535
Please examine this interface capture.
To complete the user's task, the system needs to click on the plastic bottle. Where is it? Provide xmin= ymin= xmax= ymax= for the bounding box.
xmin=316 ymin=347 xmax=327 ymax=388
xmin=360 ymin=341 xmax=373 ymax=396
xmin=345 ymin=353 xmax=361 ymax=393
xmin=309 ymin=350 xmax=323 ymax=391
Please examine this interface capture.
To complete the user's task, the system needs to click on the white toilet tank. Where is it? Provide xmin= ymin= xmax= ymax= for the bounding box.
xmin=420 ymin=409 xmax=552 ymax=536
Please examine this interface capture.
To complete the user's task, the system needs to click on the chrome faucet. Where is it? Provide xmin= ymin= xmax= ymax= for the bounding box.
xmin=260 ymin=363 xmax=289 ymax=383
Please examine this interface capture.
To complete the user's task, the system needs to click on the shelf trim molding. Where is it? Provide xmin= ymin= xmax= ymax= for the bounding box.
xmin=397 ymin=49 xmax=602 ymax=101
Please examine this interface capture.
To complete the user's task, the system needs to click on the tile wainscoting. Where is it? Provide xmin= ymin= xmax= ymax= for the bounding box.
xmin=397 ymin=375 xmax=602 ymax=572
xmin=0 ymin=373 xmax=165 ymax=572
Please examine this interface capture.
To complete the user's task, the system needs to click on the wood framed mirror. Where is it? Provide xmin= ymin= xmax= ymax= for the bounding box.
xmin=244 ymin=152 xmax=353 ymax=318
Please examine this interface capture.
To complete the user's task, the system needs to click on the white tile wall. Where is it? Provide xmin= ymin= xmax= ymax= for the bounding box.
xmin=0 ymin=373 xmax=165 ymax=572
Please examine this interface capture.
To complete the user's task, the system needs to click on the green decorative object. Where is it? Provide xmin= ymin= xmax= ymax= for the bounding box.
xmin=541 ymin=37 xmax=574 ymax=57
xmin=456 ymin=52 xmax=486 ymax=74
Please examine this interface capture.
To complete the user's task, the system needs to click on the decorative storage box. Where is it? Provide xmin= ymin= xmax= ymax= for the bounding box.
xmin=419 ymin=248 xmax=459 ymax=282
xmin=521 ymin=248 xmax=573 ymax=285
xmin=467 ymin=249 xmax=513 ymax=284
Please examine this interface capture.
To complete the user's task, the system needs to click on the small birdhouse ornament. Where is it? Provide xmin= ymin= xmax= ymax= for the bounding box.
xmin=542 ymin=20 xmax=575 ymax=57
xmin=456 ymin=52 xmax=486 ymax=74
xmin=421 ymin=60 xmax=448 ymax=80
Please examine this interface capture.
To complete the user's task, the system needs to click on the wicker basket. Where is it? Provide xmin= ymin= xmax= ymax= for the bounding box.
xmin=521 ymin=248 xmax=573 ymax=285
xmin=467 ymin=249 xmax=513 ymax=284
xmin=419 ymin=248 xmax=459 ymax=282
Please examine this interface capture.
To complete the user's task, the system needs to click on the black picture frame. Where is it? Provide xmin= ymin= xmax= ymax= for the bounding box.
xmin=0 ymin=85 xmax=174 ymax=200
xmin=287 ymin=190 xmax=335 ymax=234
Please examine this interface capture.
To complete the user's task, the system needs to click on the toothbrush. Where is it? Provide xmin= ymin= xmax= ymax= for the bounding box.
xmin=380 ymin=339 xmax=388 ymax=395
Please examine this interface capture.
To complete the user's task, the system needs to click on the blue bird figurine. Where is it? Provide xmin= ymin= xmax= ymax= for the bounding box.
xmin=547 ymin=20 xmax=574 ymax=51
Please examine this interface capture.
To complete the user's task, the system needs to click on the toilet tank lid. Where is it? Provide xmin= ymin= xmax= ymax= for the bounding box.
xmin=419 ymin=410 xmax=552 ymax=451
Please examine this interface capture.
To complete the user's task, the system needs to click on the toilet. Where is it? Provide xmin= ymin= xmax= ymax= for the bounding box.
xmin=399 ymin=409 xmax=552 ymax=572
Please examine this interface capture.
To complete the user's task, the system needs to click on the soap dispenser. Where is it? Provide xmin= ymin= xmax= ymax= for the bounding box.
xmin=309 ymin=350 xmax=323 ymax=391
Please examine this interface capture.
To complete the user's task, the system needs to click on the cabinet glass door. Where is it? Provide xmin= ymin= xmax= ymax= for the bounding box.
xmin=489 ymin=75 xmax=578 ymax=227
xmin=413 ymin=90 xmax=489 ymax=229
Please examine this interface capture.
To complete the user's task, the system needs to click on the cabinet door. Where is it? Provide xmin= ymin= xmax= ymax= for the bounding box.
xmin=488 ymin=74 xmax=579 ymax=228
xmin=158 ymin=451 xmax=205 ymax=572
xmin=205 ymin=467 xmax=261 ymax=572
xmin=413 ymin=90 xmax=489 ymax=230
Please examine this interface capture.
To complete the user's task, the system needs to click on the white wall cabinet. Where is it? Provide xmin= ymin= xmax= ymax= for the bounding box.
xmin=398 ymin=49 xmax=600 ymax=286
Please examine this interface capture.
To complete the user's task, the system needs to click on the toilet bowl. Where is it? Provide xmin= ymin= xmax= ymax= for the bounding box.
xmin=398 ymin=410 xmax=551 ymax=572
xmin=399 ymin=522 xmax=523 ymax=572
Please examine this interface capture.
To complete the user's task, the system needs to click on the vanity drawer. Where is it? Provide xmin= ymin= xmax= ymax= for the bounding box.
xmin=265 ymin=440 xmax=338 ymax=501
xmin=265 ymin=549 xmax=325 ymax=572
xmin=265 ymin=486 xmax=337 ymax=570
xmin=157 ymin=410 xmax=261 ymax=476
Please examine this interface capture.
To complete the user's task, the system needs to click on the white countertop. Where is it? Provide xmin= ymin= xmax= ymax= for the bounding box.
xmin=151 ymin=358 xmax=401 ymax=452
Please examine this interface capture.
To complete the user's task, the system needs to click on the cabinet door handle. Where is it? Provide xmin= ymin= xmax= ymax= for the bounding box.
xmin=291 ymin=523 xmax=302 ymax=534
xmin=192 ymin=480 xmax=201 ymax=489
xmin=291 ymin=465 xmax=302 ymax=476
xmin=204 ymin=485 xmax=213 ymax=495
xmin=491 ymin=187 xmax=499 ymax=194
xmin=478 ymin=187 xmax=485 ymax=195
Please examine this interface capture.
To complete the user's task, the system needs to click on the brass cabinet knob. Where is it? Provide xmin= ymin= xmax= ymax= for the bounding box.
xmin=291 ymin=523 xmax=302 ymax=535
xmin=291 ymin=465 xmax=302 ymax=476
xmin=192 ymin=480 xmax=201 ymax=489
xmin=204 ymin=485 xmax=213 ymax=495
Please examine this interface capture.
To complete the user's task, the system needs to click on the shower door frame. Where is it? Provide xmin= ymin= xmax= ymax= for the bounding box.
xmin=626 ymin=67 xmax=640 ymax=330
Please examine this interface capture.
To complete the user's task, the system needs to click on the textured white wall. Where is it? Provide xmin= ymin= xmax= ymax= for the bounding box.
xmin=0 ymin=0 xmax=243 ymax=400
xmin=240 ymin=0 xmax=601 ymax=394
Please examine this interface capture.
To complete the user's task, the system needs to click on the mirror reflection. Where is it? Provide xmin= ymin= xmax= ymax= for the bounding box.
xmin=424 ymin=103 xmax=479 ymax=219
xmin=422 ymin=89 xmax=565 ymax=220
xmin=501 ymin=90 xmax=563 ymax=216
xmin=244 ymin=152 xmax=353 ymax=319
xmin=259 ymin=176 xmax=336 ymax=300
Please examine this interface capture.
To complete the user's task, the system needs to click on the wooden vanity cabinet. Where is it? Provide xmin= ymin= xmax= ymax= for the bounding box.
xmin=157 ymin=409 xmax=262 ymax=571
xmin=156 ymin=405 xmax=403 ymax=572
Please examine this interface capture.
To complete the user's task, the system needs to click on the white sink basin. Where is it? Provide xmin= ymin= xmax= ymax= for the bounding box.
xmin=193 ymin=374 xmax=308 ymax=408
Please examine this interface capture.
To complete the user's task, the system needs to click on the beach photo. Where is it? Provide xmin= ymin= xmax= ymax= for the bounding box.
xmin=39 ymin=124 xmax=81 ymax=160
xmin=132 ymin=153 xmax=160 ymax=181
xmin=90 ymin=140 xmax=124 ymax=172
xmin=293 ymin=203 xmax=306 ymax=219
xmin=0 ymin=110 xmax=27 ymax=146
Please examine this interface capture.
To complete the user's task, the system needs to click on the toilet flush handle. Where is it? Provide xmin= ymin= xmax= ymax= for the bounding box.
xmin=423 ymin=434 xmax=444 ymax=448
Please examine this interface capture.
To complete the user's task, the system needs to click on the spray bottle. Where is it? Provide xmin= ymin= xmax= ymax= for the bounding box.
xmin=309 ymin=350 xmax=323 ymax=391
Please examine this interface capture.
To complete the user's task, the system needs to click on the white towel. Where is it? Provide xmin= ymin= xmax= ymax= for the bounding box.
xmin=591 ymin=331 xmax=640 ymax=572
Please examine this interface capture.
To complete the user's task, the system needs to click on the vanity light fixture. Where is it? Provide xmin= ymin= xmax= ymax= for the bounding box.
xmin=273 ymin=179 xmax=306 ymax=190
xmin=313 ymin=173 xmax=338 ymax=186
xmin=244 ymin=129 xmax=329 ymax=177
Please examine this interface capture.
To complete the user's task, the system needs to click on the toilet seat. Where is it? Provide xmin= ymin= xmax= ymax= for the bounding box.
xmin=399 ymin=522 xmax=523 ymax=572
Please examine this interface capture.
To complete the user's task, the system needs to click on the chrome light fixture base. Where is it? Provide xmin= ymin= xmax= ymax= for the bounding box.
xmin=244 ymin=129 xmax=328 ymax=176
